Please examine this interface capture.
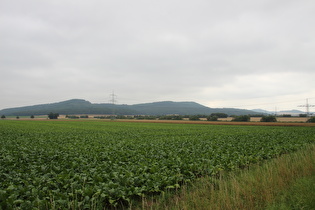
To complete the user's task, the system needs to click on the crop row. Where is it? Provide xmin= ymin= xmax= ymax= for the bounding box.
xmin=0 ymin=121 xmax=314 ymax=209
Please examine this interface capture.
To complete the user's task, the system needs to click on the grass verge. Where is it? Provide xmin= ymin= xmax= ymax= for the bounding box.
xmin=266 ymin=176 xmax=315 ymax=210
xmin=135 ymin=144 xmax=315 ymax=210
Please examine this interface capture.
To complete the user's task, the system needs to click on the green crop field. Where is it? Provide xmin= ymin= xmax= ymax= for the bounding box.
xmin=0 ymin=120 xmax=314 ymax=209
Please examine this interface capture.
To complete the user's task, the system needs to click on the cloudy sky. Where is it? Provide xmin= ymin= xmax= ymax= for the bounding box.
xmin=1 ymin=0 xmax=315 ymax=112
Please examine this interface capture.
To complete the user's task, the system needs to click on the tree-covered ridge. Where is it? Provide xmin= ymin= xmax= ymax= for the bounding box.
xmin=0 ymin=99 xmax=262 ymax=116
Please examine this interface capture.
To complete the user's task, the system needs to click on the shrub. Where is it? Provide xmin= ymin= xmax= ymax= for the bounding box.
xmin=260 ymin=115 xmax=277 ymax=122
xmin=210 ymin=113 xmax=228 ymax=118
xmin=189 ymin=115 xmax=200 ymax=121
xmin=1 ymin=115 xmax=5 ymax=119
xmin=306 ymin=117 xmax=315 ymax=123
xmin=67 ymin=115 xmax=79 ymax=119
xmin=207 ymin=115 xmax=218 ymax=121
xmin=159 ymin=115 xmax=183 ymax=120
xmin=232 ymin=115 xmax=250 ymax=122
xmin=48 ymin=112 xmax=59 ymax=119
xmin=281 ymin=114 xmax=292 ymax=117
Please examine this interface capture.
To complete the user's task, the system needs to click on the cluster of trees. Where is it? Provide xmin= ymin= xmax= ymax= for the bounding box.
xmin=66 ymin=115 xmax=89 ymax=119
xmin=48 ymin=113 xmax=59 ymax=119
xmin=307 ymin=117 xmax=315 ymax=123
xmin=206 ymin=113 xmax=229 ymax=121
xmin=159 ymin=115 xmax=183 ymax=120
xmin=260 ymin=115 xmax=277 ymax=122
xmin=231 ymin=115 xmax=251 ymax=122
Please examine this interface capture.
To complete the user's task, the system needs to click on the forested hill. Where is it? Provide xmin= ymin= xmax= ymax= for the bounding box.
xmin=0 ymin=99 xmax=262 ymax=116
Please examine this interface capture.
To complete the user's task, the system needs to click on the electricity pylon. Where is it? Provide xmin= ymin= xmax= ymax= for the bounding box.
xmin=109 ymin=91 xmax=117 ymax=120
xmin=298 ymin=98 xmax=315 ymax=117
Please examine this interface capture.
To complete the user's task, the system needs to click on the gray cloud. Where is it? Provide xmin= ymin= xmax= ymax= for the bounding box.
xmin=1 ymin=0 xmax=315 ymax=111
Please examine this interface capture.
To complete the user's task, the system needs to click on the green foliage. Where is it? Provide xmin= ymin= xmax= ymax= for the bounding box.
xmin=30 ymin=115 xmax=34 ymax=119
xmin=66 ymin=115 xmax=80 ymax=119
xmin=307 ymin=117 xmax=315 ymax=123
xmin=210 ymin=113 xmax=228 ymax=118
xmin=207 ymin=113 xmax=228 ymax=121
xmin=281 ymin=114 xmax=292 ymax=117
xmin=134 ymin=115 xmax=157 ymax=120
xmin=0 ymin=121 xmax=314 ymax=208
xmin=159 ymin=115 xmax=183 ymax=120
xmin=189 ymin=115 xmax=200 ymax=121
xmin=1 ymin=115 xmax=5 ymax=119
xmin=260 ymin=115 xmax=277 ymax=122
xmin=48 ymin=112 xmax=59 ymax=119
xmin=207 ymin=115 xmax=218 ymax=121
xmin=232 ymin=115 xmax=250 ymax=122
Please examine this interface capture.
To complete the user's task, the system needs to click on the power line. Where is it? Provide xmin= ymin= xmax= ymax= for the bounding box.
xmin=109 ymin=91 xmax=117 ymax=119
xmin=109 ymin=91 xmax=117 ymax=105
xmin=298 ymin=98 xmax=315 ymax=117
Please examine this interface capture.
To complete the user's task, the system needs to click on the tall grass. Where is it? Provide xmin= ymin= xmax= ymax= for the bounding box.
xmin=137 ymin=144 xmax=315 ymax=210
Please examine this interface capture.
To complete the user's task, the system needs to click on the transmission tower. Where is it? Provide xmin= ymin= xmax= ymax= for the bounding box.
xmin=109 ymin=91 xmax=117 ymax=119
xmin=298 ymin=98 xmax=315 ymax=117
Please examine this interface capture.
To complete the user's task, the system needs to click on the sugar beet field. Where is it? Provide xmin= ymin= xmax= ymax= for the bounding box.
xmin=1 ymin=120 xmax=315 ymax=209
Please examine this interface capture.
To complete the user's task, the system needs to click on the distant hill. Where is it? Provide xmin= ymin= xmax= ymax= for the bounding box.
xmin=0 ymin=99 xmax=263 ymax=116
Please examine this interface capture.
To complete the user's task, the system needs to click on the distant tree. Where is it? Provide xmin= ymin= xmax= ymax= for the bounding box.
xmin=232 ymin=115 xmax=250 ymax=122
xmin=1 ymin=115 xmax=6 ymax=119
xmin=16 ymin=116 xmax=19 ymax=119
xmin=159 ymin=115 xmax=183 ymax=120
xmin=299 ymin=114 xmax=307 ymax=117
xmin=172 ymin=115 xmax=183 ymax=120
xmin=207 ymin=115 xmax=218 ymax=121
xmin=306 ymin=117 xmax=315 ymax=123
xmin=48 ymin=112 xmax=59 ymax=119
xmin=30 ymin=115 xmax=35 ymax=119
xmin=260 ymin=115 xmax=277 ymax=122
xmin=135 ymin=115 xmax=156 ymax=120
xmin=210 ymin=113 xmax=228 ymax=118
xmin=67 ymin=115 xmax=79 ymax=119
xmin=281 ymin=114 xmax=291 ymax=117
xmin=189 ymin=115 xmax=200 ymax=121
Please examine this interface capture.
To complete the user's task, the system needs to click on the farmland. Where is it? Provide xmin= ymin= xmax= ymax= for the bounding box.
xmin=0 ymin=120 xmax=315 ymax=209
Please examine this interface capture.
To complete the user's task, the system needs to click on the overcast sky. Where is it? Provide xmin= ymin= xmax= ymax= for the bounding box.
xmin=1 ymin=0 xmax=315 ymax=112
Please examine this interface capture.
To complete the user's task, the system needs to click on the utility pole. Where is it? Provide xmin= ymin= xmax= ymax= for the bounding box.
xmin=298 ymin=98 xmax=315 ymax=117
xmin=109 ymin=91 xmax=117 ymax=120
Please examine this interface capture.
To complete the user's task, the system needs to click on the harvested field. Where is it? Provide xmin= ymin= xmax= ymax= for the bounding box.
xmin=113 ymin=119 xmax=315 ymax=127
xmin=7 ymin=115 xmax=314 ymax=126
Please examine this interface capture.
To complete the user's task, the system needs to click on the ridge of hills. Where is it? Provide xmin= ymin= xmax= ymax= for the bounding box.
xmin=0 ymin=99 xmax=263 ymax=116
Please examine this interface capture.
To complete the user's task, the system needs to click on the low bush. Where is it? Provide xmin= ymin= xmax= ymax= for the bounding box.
xmin=207 ymin=115 xmax=218 ymax=121
xmin=260 ymin=115 xmax=277 ymax=122
xmin=307 ymin=117 xmax=315 ymax=123
xmin=232 ymin=115 xmax=250 ymax=122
